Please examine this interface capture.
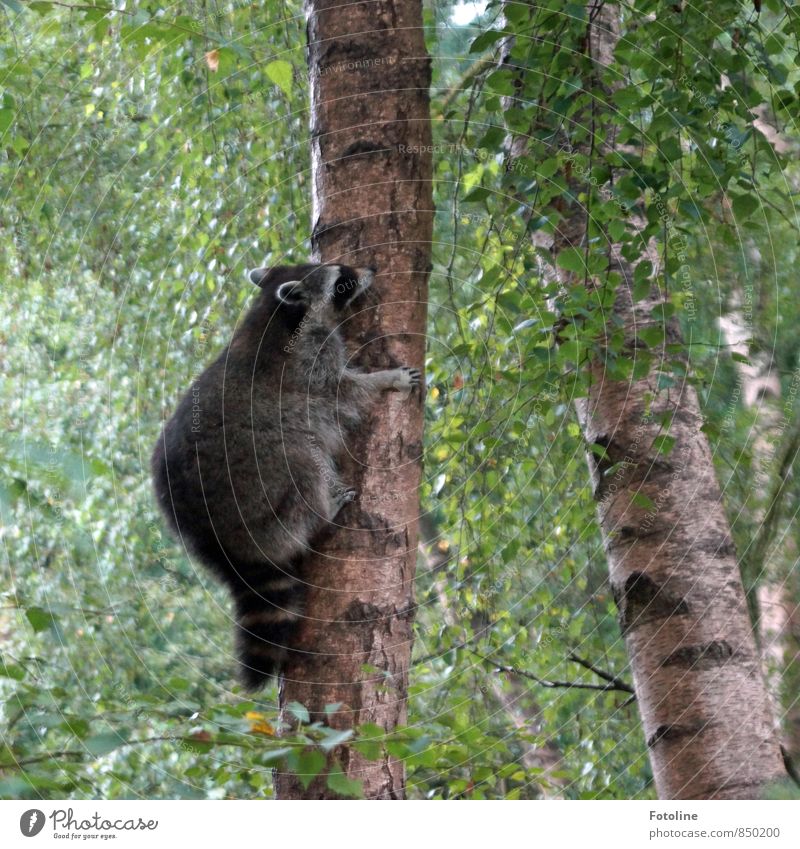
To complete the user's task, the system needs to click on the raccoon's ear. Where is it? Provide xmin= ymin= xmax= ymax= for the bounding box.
xmin=275 ymin=280 xmax=304 ymax=305
xmin=248 ymin=267 xmax=270 ymax=286
xmin=249 ymin=266 xmax=303 ymax=289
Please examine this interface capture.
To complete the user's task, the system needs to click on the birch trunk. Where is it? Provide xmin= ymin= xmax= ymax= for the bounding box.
xmin=572 ymin=2 xmax=783 ymax=800
xmin=274 ymin=0 xmax=433 ymax=799
xmin=576 ymin=275 xmax=783 ymax=799
xmin=506 ymin=0 xmax=784 ymax=798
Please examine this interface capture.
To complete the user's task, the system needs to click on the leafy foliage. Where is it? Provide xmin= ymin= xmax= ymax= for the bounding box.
xmin=2 ymin=0 xmax=798 ymax=799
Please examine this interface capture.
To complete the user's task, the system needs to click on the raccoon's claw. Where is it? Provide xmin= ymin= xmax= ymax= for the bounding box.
xmin=394 ymin=367 xmax=422 ymax=391
xmin=331 ymin=487 xmax=357 ymax=519
xmin=336 ymin=488 xmax=357 ymax=506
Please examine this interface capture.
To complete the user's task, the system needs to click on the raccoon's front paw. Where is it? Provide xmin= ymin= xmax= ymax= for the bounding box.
xmin=334 ymin=487 xmax=357 ymax=510
xmin=392 ymin=367 xmax=422 ymax=391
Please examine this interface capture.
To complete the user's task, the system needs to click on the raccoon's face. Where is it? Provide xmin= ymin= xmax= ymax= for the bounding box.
xmin=248 ymin=263 xmax=375 ymax=318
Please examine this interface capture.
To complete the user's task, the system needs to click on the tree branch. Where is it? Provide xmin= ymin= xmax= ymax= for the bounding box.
xmin=28 ymin=2 xmax=132 ymax=13
xmin=0 ymin=734 xmax=255 ymax=770
xmin=567 ymin=651 xmax=634 ymax=694
xmin=471 ymin=650 xmax=635 ymax=695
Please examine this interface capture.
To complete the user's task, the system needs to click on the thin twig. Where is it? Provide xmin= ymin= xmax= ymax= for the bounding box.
xmin=471 ymin=649 xmax=635 ymax=695
xmin=29 ymin=2 xmax=131 ymax=13
xmin=0 ymin=734 xmax=255 ymax=770
xmin=567 ymin=651 xmax=634 ymax=694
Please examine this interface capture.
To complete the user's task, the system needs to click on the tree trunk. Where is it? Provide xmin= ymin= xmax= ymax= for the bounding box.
xmin=575 ymin=283 xmax=783 ymax=799
xmin=571 ymin=2 xmax=783 ymax=801
xmin=505 ymin=0 xmax=784 ymax=798
xmin=274 ymin=0 xmax=433 ymax=799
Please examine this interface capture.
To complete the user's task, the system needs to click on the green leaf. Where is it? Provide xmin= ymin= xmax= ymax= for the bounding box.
xmin=260 ymin=746 xmax=294 ymax=763
xmin=634 ymin=260 xmax=653 ymax=284
xmin=181 ymin=736 xmax=213 ymax=754
xmin=639 ymin=326 xmax=665 ymax=348
xmin=650 ymin=302 xmax=676 ymax=322
xmin=0 ymin=658 xmax=25 ymax=680
xmin=652 ymin=435 xmax=676 ymax=455
xmin=63 ymin=717 xmax=90 ymax=739
xmin=537 ymin=158 xmax=559 ymax=179
xmin=463 ymin=186 xmax=491 ymax=203
xmin=25 ymin=606 xmax=56 ymax=633
xmin=658 ymin=136 xmax=682 ymax=162
xmin=630 ymin=491 xmax=657 ymax=511
xmin=556 ymin=247 xmax=585 ymax=273
xmin=353 ymin=737 xmax=383 ymax=761
xmin=291 ymin=749 xmax=326 ymax=789
xmin=485 ymin=70 xmax=514 ymax=96
xmin=731 ymin=192 xmax=760 ymax=220
xmin=265 ymin=60 xmax=293 ymax=98
xmin=657 ymin=372 xmax=675 ymax=390
xmin=587 ymin=252 xmax=609 ymax=275
xmin=613 ymin=87 xmax=641 ymax=110
xmin=504 ymin=2 xmax=532 ymax=25
xmin=85 ymin=732 xmax=127 ymax=757
xmin=608 ymin=218 xmax=626 ymax=241
xmin=326 ymin=761 xmax=364 ymax=798
xmin=633 ymin=276 xmax=651 ymax=302
xmin=557 ymin=339 xmax=583 ymax=366
xmin=286 ymin=701 xmax=310 ymax=725
xmin=632 ymin=261 xmax=654 ymax=301
xmin=632 ymin=352 xmax=652 ymax=380
xmin=469 ymin=30 xmax=505 ymax=53
xmin=0 ymin=109 xmax=14 ymax=134
xmin=319 ymin=728 xmax=353 ymax=753
xmin=478 ymin=125 xmax=505 ymax=151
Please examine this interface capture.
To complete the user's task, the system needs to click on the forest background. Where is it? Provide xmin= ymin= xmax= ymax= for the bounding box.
xmin=1 ymin=0 xmax=799 ymax=800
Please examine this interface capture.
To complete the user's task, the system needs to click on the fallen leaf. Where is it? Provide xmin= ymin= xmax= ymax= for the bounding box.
xmin=205 ymin=50 xmax=220 ymax=72
xmin=245 ymin=711 xmax=276 ymax=736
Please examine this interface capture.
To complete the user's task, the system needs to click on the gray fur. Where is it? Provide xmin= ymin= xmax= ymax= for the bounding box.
xmin=151 ymin=263 xmax=420 ymax=688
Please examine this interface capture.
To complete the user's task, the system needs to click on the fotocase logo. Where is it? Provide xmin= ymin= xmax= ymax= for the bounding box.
xmin=19 ymin=809 xmax=45 ymax=837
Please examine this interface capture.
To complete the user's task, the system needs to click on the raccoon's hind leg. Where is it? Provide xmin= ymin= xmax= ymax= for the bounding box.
xmin=230 ymin=564 xmax=305 ymax=690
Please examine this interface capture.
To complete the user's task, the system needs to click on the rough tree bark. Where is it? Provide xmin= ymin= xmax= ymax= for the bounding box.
xmin=274 ymin=0 xmax=433 ymax=799
xmin=505 ymin=1 xmax=785 ymax=798
xmin=574 ymin=258 xmax=784 ymax=800
xmin=569 ymin=2 xmax=784 ymax=800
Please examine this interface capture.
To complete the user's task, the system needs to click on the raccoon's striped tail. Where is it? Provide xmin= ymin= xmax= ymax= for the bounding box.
xmin=231 ymin=572 xmax=305 ymax=691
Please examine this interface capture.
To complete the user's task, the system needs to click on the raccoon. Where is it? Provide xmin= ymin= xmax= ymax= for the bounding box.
xmin=151 ymin=263 xmax=420 ymax=690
